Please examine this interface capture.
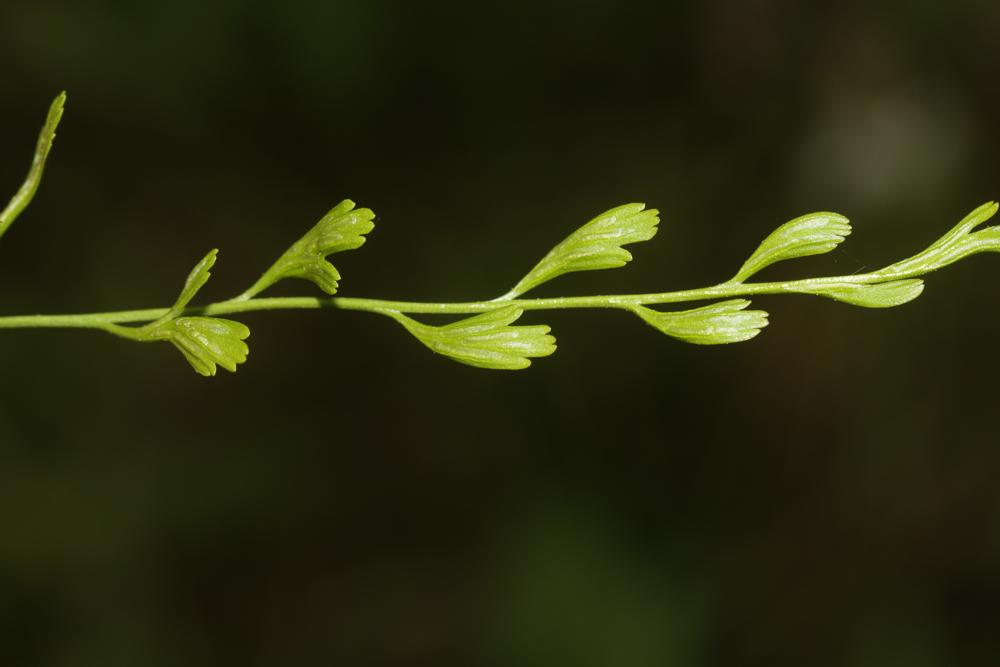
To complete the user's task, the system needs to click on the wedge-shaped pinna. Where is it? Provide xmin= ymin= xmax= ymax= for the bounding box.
xmin=880 ymin=202 xmax=1000 ymax=277
xmin=107 ymin=249 xmax=252 ymax=376
xmin=502 ymin=203 xmax=659 ymax=298
xmin=392 ymin=305 xmax=557 ymax=370
xmin=634 ymin=299 xmax=769 ymax=345
xmin=145 ymin=317 xmax=250 ymax=377
xmin=241 ymin=199 xmax=375 ymax=297
xmin=732 ymin=212 xmax=851 ymax=283
xmin=796 ymin=279 xmax=924 ymax=308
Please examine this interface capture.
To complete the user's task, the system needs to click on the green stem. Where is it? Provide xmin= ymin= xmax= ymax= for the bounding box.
xmin=0 ymin=297 xmax=331 ymax=329
xmin=0 ymin=272 xmax=886 ymax=331
xmin=335 ymin=274 xmax=877 ymax=314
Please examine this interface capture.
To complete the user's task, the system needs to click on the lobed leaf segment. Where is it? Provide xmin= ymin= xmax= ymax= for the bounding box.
xmin=2 ymin=93 xmax=999 ymax=375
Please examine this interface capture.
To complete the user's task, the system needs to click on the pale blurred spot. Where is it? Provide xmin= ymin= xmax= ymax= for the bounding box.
xmin=795 ymin=87 xmax=973 ymax=208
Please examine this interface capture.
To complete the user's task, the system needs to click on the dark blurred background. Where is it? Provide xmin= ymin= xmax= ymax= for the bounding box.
xmin=2 ymin=1 xmax=1000 ymax=665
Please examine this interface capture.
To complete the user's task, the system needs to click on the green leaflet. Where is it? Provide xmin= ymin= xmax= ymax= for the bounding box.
xmin=392 ymin=305 xmax=557 ymax=370
xmin=797 ymin=279 xmax=924 ymax=308
xmin=167 ymin=248 xmax=218 ymax=318
xmin=106 ymin=250 xmax=252 ymax=376
xmin=146 ymin=317 xmax=250 ymax=377
xmin=503 ymin=203 xmax=659 ymax=298
xmin=242 ymin=199 xmax=375 ymax=298
xmin=732 ymin=212 xmax=851 ymax=283
xmin=1 ymin=92 xmax=66 ymax=241
xmin=878 ymin=202 xmax=1000 ymax=278
xmin=145 ymin=250 xmax=251 ymax=375
xmin=634 ymin=300 xmax=769 ymax=345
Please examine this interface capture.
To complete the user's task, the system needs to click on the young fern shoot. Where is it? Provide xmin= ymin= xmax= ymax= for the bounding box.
xmin=3 ymin=93 xmax=1000 ymax=375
